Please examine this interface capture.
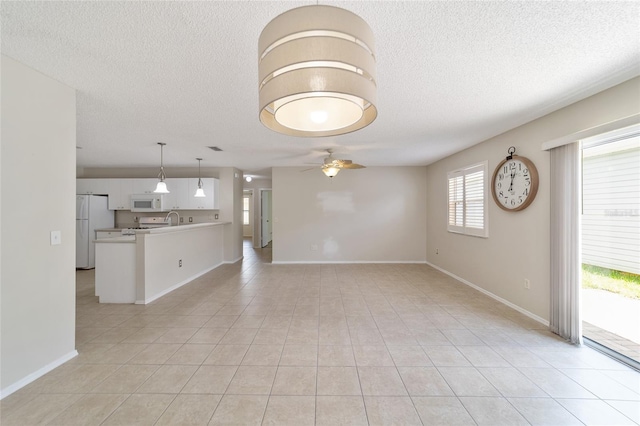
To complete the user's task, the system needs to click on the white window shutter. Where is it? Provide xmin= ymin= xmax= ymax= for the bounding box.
xmin=447 ymin=162 xmax=488 ymax=237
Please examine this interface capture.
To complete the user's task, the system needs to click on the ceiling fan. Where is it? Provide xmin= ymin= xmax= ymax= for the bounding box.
xmin=305 ymin=149 xmax=366 ymax=178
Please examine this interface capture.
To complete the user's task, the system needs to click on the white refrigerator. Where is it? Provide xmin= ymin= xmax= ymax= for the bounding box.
xmin=76 ymin=195 xmax=114 ymax=269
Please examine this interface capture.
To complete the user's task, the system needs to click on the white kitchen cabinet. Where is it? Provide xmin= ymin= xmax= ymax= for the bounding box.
xmin=133 ymin=178 xmax=159 ymax=194
xmin=76 ymin=178 xmax=110 ymax=195
xmin=78 ymin=177 xmax=220 ymax=211
xmin=188 ymin=178 xmax=219 ymax=210
xmin=108 ymin=179 xmax=134 ymax=210
xmin=163 ymin=178 xmax=189 ymax=210
xmin=95 ymin=231 xmax=121 ymax=239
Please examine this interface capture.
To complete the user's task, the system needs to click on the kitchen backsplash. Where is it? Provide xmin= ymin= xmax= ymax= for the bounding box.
xmin=116 ymin=210 xmax=220 ymax=228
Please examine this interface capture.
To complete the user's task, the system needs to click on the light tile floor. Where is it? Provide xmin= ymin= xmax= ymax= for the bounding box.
xmin=2 ymin=239 xmax=639 ymax=425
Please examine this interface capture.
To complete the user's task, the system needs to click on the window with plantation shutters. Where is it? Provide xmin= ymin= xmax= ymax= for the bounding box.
xmin=447 ymin=162 xmax=488 ymax=237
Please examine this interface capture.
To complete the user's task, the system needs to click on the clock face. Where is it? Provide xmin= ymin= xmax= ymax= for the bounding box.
xmin=491 ymin=156 xmax=538 ymax=211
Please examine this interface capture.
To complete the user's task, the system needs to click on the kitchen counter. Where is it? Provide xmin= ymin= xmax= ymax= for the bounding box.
xmin=94 ymin=236 xmax=135 ymax=243
xmin=94 ymin=222 xmax=231 ymax=304
xmin=135 ymin=222 xmax=228 ymax=234
xmin=96 ymin=222 xmax=228 ymax=234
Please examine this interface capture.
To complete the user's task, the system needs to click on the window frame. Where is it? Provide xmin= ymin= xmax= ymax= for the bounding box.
xmin=447 ymin=161 xmax=489 ymax=238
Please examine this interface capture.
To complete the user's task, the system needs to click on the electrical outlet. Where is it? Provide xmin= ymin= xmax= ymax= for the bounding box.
xmin=134 ymin=216 xmax=138 ymax=222
xmin=215 ymin=214 xmax=219 ymax=220
xmin=180 ymin=217 xmax=184 ymax=223
xmin=524 ymin=279 xmax=530 ymax=289
xmin=189 ymin=217 xmax=193 ymax=223
xmin=179 ymin=259 xmax=182 ymax=267
xmin=435 ymin=248 xmax=439 ymax=254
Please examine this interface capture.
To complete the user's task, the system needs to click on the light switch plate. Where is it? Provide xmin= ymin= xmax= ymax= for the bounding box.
xmin=50 ymin=230 xmax=61 ymax=245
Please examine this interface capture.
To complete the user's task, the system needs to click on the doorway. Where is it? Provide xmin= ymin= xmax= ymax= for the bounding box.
xmin=243 ymin=190 xmax=253 ymax=239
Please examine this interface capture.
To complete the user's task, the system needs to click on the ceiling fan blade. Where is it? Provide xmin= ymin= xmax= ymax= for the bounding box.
xmin=300 ymin=167 xmax=317 ymax=172
xmin=341 ymin=163 xmax=366 ymax=169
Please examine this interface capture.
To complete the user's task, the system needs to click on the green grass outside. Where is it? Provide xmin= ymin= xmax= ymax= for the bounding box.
xmin=582 ymin=264 xmax=640 ymax=300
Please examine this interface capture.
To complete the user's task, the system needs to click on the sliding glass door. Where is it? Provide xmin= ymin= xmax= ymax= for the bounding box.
xmin=581 ymin=128 xmax=640 ymax=367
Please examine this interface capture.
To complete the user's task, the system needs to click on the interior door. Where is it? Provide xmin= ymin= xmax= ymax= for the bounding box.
xmin=261 ymin=190 xmax=272 ymax=248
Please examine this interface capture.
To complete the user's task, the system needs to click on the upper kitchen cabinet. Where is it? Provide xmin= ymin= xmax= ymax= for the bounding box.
xmin=163 ymin=178 xmax=190 ymax=210
xmin=188 ymin=178 xmax=219 ymax=210
xmin=76 ymin=178 xmax=109 ymax=195
xmin=133 ymin=178 xmax=159 ymax=194
xmin=77 ymin=177 xmax=220 ymax=211
xmin=108 ymin=179 xmax=134 ymax=210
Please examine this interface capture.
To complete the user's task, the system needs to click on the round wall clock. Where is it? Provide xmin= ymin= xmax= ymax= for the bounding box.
xmin=491 ymin=147 xmax=539 ymax=211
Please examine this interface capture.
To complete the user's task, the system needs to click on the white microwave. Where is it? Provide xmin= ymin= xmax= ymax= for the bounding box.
xmin=130 ymin=194 xmax=165 ymax=212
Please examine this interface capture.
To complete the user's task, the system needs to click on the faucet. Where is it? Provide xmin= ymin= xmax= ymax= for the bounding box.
xmin=164 ymin=211 xmax=180 ymax=226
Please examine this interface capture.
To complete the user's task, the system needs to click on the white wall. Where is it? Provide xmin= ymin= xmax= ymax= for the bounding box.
xmin=1 ymin=56 xmax=77 ymax=397
xmin=141 ymin=224 xmax=225 ymax=303
xmin=243 ymin=178 xmax=272 ymax=248
xmin=219 ymin=168 xmax=244 ymax=262
xmin=273 ymin=167 xmax=427 ymax=263
xmin=425 ymin=76 xmax=640 ymax=322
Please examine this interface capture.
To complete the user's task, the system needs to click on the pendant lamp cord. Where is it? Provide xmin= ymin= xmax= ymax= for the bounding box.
xmin=158 ymin=143 xmax=166 ymax=182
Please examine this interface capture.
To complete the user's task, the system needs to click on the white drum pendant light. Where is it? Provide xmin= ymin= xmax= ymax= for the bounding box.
xmin=259 ymin=5 xmax=377 ymax=137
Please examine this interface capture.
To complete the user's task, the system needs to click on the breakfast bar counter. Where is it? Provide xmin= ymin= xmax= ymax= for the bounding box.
xmin=94 ymin=222 xmax=229 ymax=304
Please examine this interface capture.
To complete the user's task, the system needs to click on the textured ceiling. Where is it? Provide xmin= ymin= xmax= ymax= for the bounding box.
xmin=2 ymin=1 xmax=639 ymax=178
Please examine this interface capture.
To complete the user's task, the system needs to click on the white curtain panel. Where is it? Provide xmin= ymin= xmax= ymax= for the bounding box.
xmin=549 ymin=142 xmax=583 ymax=345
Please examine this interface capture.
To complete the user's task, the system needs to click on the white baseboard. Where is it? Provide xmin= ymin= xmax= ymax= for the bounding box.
xmin=224 ymin=256 xmax=244 ymax=264
xmin=425 ymin=261 xmax=549 ymax=327
xmin=141 ymin=262 xmax=223 ymax=304
xmin=0 ymin=350 xmax=78 ymax=400
xmin=271 ymin=260 xmax=428 ymax=265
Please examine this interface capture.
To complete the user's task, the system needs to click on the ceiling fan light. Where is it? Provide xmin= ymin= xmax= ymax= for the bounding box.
xmin=259 ymin=5 xmax=377 ymax=137
xmin=322 ymin=167 xmax=340 ymax=178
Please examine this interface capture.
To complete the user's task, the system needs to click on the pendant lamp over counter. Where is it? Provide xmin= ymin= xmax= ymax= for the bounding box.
xmin=154 ymin=142 xmax=170 ymax=193
xmin=258 ymin=5 xmax=377 ymax=137
xmin=194 ymin=158 xmax=206 ymax=198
